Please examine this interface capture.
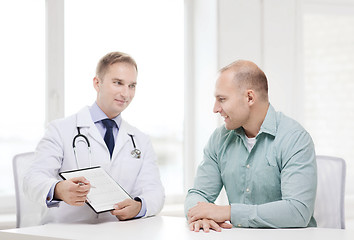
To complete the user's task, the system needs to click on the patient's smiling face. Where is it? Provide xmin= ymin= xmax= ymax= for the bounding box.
xmin=213 ymin=69 xmax=250 ymax=130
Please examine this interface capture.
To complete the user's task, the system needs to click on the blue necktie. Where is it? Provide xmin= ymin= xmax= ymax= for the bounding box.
xmin=102 ymin=119 xmax=116 ymax=158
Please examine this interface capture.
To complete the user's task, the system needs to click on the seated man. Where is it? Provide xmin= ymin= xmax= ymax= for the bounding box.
xmin=185 ymin=60 xmax=317 ymax=232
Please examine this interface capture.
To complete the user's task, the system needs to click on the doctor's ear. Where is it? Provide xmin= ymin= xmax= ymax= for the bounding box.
xmin=93 ymin=77 xmax=101 ymax=91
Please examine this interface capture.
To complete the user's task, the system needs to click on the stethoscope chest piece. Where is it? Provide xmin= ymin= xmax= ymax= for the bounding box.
xmin=131 ymin=148 xmax=141 ymax=159
xmin=128 ymin=134 xmax=141 ymax=159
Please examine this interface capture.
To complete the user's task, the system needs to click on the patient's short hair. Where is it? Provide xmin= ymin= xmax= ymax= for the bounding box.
xmin=220 ymin=60 xmax=268 ymax=101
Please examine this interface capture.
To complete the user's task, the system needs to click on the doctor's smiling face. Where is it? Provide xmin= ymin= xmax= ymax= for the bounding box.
xmin=94 ymin=62 xmax=137 ymax=119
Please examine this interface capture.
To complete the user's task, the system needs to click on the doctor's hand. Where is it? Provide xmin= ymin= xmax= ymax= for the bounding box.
xmin=110 ymin=198 xmax=142 ymax=221
xmin=54 ymin=177 xmax=91 ymax=206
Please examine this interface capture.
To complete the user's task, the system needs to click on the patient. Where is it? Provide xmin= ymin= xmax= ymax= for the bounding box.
xmin=185 ymin=60 xmax=317 ymax=232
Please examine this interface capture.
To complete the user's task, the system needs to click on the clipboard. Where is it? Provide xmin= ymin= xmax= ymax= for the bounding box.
xmin=59 ymin=166 xmax=132 ymax=214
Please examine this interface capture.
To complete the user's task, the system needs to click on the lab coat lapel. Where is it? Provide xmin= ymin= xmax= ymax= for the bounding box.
xmin=76 ymin=107 xmax=106 ymax=148
xmin=112 ymin=120 xmax=133 ymax=160
xmin=76 ymin=110 xmax=135 ymax=160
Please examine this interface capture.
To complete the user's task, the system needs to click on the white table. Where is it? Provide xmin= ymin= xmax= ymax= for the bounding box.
xmin=1 ymin=216 xmax=353 ymax=240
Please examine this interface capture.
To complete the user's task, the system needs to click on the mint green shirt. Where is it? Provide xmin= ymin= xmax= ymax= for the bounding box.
xmin=185 ymin=104 xmax=317 ymax=228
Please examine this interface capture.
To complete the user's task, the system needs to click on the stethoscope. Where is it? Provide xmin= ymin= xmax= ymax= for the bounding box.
xmin=72 ymin=127 xmax=141 ymax=169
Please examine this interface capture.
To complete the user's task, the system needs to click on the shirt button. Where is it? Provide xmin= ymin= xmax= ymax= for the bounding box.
xmin=246 ymin=188 xmax=250 ymax=192
xmin=246 ymin=164 xmax=250 ymax=168
xmin=237 ymin=224 xmax=242 ymax=227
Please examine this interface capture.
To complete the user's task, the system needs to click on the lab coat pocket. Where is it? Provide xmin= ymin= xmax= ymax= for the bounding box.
xmin=121 ymin=155 xmax=143 ymax=180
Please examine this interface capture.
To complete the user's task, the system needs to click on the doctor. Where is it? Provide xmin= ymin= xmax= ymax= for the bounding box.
xmin=24 ymin=51 xmax=165 ymax=224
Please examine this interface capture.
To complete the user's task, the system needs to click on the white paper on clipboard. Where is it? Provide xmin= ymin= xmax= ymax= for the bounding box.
xmin=59 ymin=166 xmax=132 ymax=213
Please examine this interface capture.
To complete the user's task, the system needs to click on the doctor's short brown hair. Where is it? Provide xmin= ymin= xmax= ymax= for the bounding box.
xmin=96 ymin=51 xmax=138 ymax=79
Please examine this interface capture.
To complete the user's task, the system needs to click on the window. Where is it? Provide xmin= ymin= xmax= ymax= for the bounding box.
xmin=0 ymin=0 xmax=45 ymax=198
xmin=64 ymin=0 xmax=184 ymax=200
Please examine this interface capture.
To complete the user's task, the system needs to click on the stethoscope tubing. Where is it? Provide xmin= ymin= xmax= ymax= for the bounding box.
xmin=73 ymin=127 xmax=93 ymax=168
xmin=72 ymin=127 xmax=141 ymax=169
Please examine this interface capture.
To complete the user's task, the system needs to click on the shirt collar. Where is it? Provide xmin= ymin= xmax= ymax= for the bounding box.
xmin=89 ymin=102 xmax=122 ymax=128
xmin=234 ymin=104 xmax=277 ymax=138
xmin=258 ymin=104 xmax=277 ymax=137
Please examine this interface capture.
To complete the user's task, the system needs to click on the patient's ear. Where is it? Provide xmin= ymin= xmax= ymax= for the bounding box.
xmin=247 ymin=90 xmax=255 ymax=105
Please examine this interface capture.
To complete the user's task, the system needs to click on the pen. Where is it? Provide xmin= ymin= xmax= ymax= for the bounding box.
xmin=78 ymin=182 xmax=96 ymax=188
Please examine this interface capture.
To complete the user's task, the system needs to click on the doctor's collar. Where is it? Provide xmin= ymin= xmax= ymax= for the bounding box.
xmin=90 ymin=102 xmax=122 ymax=128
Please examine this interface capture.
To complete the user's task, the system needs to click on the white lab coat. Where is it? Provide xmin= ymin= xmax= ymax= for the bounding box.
xmin=23 ymin=106 xmax=165 ymax=224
